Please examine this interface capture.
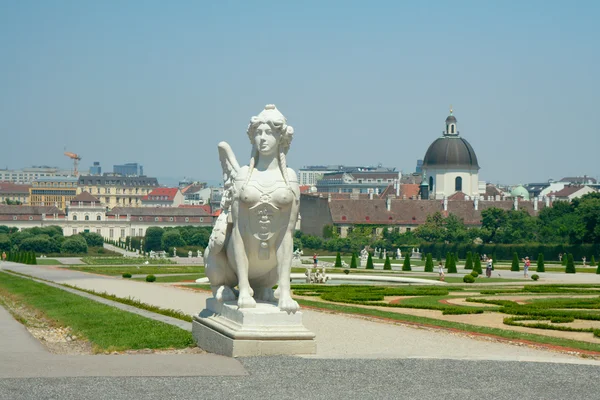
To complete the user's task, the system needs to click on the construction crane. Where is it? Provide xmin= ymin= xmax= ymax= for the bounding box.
xmin=64 ymin=151 xmax=82 ymax=176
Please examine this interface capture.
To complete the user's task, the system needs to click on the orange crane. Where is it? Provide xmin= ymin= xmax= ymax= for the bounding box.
xmin=64 ymin=151 xmax=82 ymax=176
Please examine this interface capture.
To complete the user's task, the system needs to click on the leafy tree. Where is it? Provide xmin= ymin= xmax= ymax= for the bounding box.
xmin=402 ymin=253 xmax=411 ymax=271
xmin=464 ymin=251 xmax=473 ymax=270
xmin=145 ymin=227 xmax=164 ymax=251
xmin=350 ymin=253 xmax=357 ymax=268
xmin=511 ymin=252 xmax=520 ymax=271
xmin=60 ymin=236 xmax=88 ymax=254
xmin=335 ymin=252 xmax=342 ymax=268
xmin=473 ymin=255 xmax=483 ymax=274
xmin=447 ymin=253 xmax=457 ymax=274
xmin=0 ymin=234 xmax=11 ymax=252
xmin=162 ymin=230 xmax=185 ymax=251
xmin=383 ymin=254 xmax=391 ymax=270
xmin=322 ymin=225 xmax=337 ymax=239
xmin=366 ymin=253 xmax=374 ymax=269
xmin=537 ymin=253 xmax=545 ymax=272
xmin=566 ymin=253 xmax=576 ymax=274
xmin=20 ymin=236 xmax=52 ymax=253
xmin=424 ymin=253 xmax=434 ymax=272
xmin=481 ymin=207 xmax=507 ymax=243
xmin=79 ymin=232 xmax=104 ymax=247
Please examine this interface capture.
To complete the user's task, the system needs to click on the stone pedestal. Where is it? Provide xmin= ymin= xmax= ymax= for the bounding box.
xmin=192 ymin=298 xmax=316 ymax=357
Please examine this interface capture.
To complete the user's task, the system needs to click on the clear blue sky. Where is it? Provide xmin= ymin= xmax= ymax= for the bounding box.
xmin=1 ymin=0 xmax=599 ymax=186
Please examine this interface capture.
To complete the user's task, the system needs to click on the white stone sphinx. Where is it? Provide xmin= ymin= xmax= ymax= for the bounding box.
xmin=193 ymin=104 xmax=316 ymax=356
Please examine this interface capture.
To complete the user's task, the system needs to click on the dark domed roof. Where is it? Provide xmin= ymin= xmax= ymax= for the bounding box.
xmin=422 ymin=137 xmax=480 ymax=170
xmin=445 ymin=115 xmax=457 ymax=123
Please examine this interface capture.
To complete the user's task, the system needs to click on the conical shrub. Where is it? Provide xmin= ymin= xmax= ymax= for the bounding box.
xmin=447 ymin=253 xmax=457 ymax=274
xmin=511 ymin=252 xmax=520 ymax=271
xmin=366 ymin=253 xmax=374 ymax=269
xmin=464 ymin=251 xmax=473 ymax=270
xmin=402 ymin=253 xmax=411 ymax=271
xmin=424 ymin=253 xmax=434 ymax=272
xmin=591 ymin=255 xmax=596 ymax=267
xmin=383 ymin=255 xmax=392 ymax=270
xmin=350 ymin=253 xmax=357 ymax=269
xmin=335 ymin=252 xmax=342 ymax=268
xmin=566 ymin=253 xmax=576 ymax=274
xmin=473 ymin=255 xmax=483 ymax=274
xmin=536 ymin=253 xmax=545 ymax=272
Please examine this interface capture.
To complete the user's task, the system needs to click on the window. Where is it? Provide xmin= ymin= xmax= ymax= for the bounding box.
xmin=451 ymin=124 xmax=455 ymax=134
xmin=406 ymin=227 xmax=411 ymax=232
xmin=96 ymin=229 xmax=101 ymax=235
xmin=455 ymin=176 xmax=462 ymax=192
xmin=73 ymin=215 xmax=77 ymax=220
xmin=120 ymin=229 xmax=125 ymax=238
xmin=185 ymin=217 xmax=189 ymax=222
xmin=169 ymin=217 xmax=174 ymax=221
xmin=199 ymin=217 xmax=203 ymax=222
xmin=85 ymin=215 xmax=89 ymax=221
xmin=28 ymin=216 xmax=33 ymax=220
xmin=155 ymin=217 xmax=159 ymax=221
xmin=109 ymin=228 xmax=114 ymax=238
xmin=73 ymin=228 xmax=77 ymax=235
xmin=429 ymin=176 xmax=434 ymax=189
xmin=97 ymin=215 xmax=101 ymax=221
xmin=139 ymin=217 xmax=143 ymax=221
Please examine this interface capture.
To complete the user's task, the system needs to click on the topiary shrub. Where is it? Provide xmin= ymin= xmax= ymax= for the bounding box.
xmin=350 ymin=253 xmax=357 ymax=269
xmin=464 ymin=251 xmax=473 ymax=270
xmin=531 ymin=274 xmax=539 ymax=281
xmin=146 ymin=274 xmax=156 ymax=282
xmin=463 ymin=274 xmax=475 ymax=283
xmin=122 ymin=273 xmax=132 ymax=278
xmin=473 ymin=255 xmax=483 ymax=274
xmin=343 ymin=269 xmax=350 ymax=275
xmin=511 ymin=252 xmax=520 ymax=272
xmin=470 ymin=271 xmax=479 ymax=278
xmin=335 ymin=252 xmax=342 ymax=268
xmin=447 ymin=253 xmax=457 ymax=274
xmin=402 ymin=253 xmax=411 ymax=271
xmin=566 ymin=253 xmax=576 ymax=274
xmin=383 ymin=254 xmax=392 ymax=270
xmin=366 ymin=253 xmax=374 ymax=269
xmin=536 ymin=253 xmax=545 ymax=272
xmin=424 ymin=253 xmax=434 ymax=273
xmin=591 ymin=255 xmax=597 ymax=267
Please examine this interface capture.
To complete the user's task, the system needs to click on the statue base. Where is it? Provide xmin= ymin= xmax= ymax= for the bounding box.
xmin=192 ymin=298 xmax=316 ymax=357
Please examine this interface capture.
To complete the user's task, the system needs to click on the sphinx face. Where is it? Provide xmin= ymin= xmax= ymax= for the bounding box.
xmin=254 ymin=123 xmax=281 ymax=156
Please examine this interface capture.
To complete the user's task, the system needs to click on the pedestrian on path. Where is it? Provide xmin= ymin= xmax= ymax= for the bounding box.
xmin=486 ymin=258 xmax=493 ymax=278
xmin=523 ymin=256 xmax=530 ymax=278
xmin=438 ymin=262 xmax=445 ymax=281
xmin=313 ymin=253 xmax=318 ymax=267
xmin=1 ymin=251 xmax=5 ymax=261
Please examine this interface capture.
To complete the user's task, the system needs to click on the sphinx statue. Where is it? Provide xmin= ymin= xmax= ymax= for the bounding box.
xmin=204 ymin=104 xmax=300 ymax=313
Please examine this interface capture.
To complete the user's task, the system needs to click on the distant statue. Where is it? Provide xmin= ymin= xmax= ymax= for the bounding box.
xmin=204 ymin=105 xmax=300 ymax=313
xmin=188 ymin=250 xmax=193 ymax=258
xmin=173 ymin=247 xmax=177 ymax=257
xmin=197 ymin=250 xmax=202 ymax=258
xmin=397 ymin=248 xmax=401 ymax=259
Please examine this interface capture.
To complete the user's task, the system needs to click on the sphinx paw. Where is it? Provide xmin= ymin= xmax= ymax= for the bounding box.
xmin=254 ymin=288 xmax=276 ymax=302
xmin=237 ymin=294 xmax=257 ymax=308
xmin=214 ymin=285 xmax=236 ymax=302
xmin=278 ymin=297 xmax=299 ymax=314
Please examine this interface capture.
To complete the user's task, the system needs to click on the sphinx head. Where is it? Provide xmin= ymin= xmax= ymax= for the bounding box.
xmin=247 ymin=104 xmax=294 ymax=156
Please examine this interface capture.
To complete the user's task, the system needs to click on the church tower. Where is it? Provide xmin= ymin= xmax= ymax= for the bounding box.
xmin=445 ymin=106 xmax=458 ymax=136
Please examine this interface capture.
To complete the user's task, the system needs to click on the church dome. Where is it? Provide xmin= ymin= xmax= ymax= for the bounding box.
xmin=423 ymin=109 xmax=479 ymax=170
xmin=422 ymin=137 xmax=480 ymax=170
xmin=510 ymin=185 xmax=530 ymax=200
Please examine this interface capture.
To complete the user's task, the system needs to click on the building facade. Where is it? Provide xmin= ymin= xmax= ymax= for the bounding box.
xmin=113 ymin=163 xmax=143 ymax=176
xmin=77 ymin=175 xmax=159 ymax=208
xmin=29 ymin=176 xmax=79 ymax=210
xmin=141 ymin=188 xmax=185 ymax=207
xmin=0 ymin=182 xmax=31 ymax=204
xmin=0 ymin=166 xmax=72 ymax=184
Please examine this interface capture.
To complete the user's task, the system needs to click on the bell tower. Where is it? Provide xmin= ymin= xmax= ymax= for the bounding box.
xmin=444 ymin=106 xmax=458 ymax=136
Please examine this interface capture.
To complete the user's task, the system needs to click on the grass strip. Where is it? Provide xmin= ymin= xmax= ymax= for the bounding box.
xmin=69 ymin=265 xmax=204 ymax=276
xmin=60 ymin=283 xmax=193 ymax=322
xmin=131 ymin=274 xmax=204 ymax=283
xmin=296 ymin=298 xmax=600 ymax=353
xmin=35 ymin=259 xmax=62 ymax=265
xmin=82 ymin=257 xmax=176 ymax=265
xmin=0 ymin=271 xmax=194 ymax=352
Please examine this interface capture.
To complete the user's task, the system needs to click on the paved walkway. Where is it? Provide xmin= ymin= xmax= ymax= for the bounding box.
xmin=2 ymin=262 xmax=600 ymax=365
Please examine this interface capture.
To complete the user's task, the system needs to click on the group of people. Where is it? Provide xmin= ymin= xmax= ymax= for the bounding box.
xmin=437 ymin=256 xmax=495 ymax=281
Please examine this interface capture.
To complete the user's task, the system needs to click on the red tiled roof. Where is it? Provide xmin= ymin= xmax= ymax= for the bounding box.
xmin=178 ymin=204 xmax=211 ymax=213
xmin=448 ymin=191 xmax=466 ymax=201
xmin=549 ymin=185 xmax=588 ymax=198
xmin=400 ymin=184 xmax=420 ymax=199
xmin=0 ymin=182 xmax=31 ymax=194
xmin=142 ymin=188 xmax=179 ymax=202
xmin=71 ymin=191 xmax=100 ymax=203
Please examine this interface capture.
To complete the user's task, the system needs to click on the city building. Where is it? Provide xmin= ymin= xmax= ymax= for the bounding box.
xmin=422 ymin=109 xmax=483 ymax=199
xmin=549 ymin=185 xmax=597 ymax=201
xmin=298 ymin=164 xmax=395 ymax=187
xmin=0 ymin=205 xmax=66 ymax=229
xmin=299 ymin=193 xmax=551 ymax=238
xmin=0 ymin=182 xmax=31 ymax=204
xmin=113 ymin=163 xmax=144 ymax=177
xmin=29 ymin=176 xmax=79 ymax=210
xmin=182 ymin=184 xmax=211 ymax=205
xmin=89 ymin=162 xmax=102 ymax=175
xmin=77 ymin=175 xmax=159 ymax=208
xmin=315 ymin=170 xmax=401 ymax=194
xmin=141 ymin=188 xmax=185 ymax=207
xmin=0 ymin=166 xmax=72 ymax=184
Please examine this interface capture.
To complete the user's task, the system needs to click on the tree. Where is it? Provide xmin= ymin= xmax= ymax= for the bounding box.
xmin=464 ymin=251 xmax=473 ymax=270
xmin=447 ymin=253 xmax=457 ymax=274
xmin=60 ymin=236 xmax=88 ymax=254
xmin=473 ymin=255 xmax=483 ymax=274
xmin=20 ymin=236 xmax=51 ymax=254
xmin=511 ymin=252 xmax=520 ymax=271
xmin=566 ymin=253 xmax=576 ymax=274
xmin=162 ymin=230 xmax=185 ymax=251
xmin=424 ymin=253 xmax=434 ymax=272
xmin=350 ymin=253 xmax=357 ymax=269
xmin=591 ymin=255 xmax=597 ymax=267
xmin=536 ymin=253 xmax=545 ymax=272
xmin=0 ymin=234 xmax=10 ymax=252
xmin=366 ymin=253 xmax=374 ymax=269
xmin=402 ymin=253 xmax=411 ymax=271
xmin=79 ymin=232 xmax=103 ymax=247
xmin=144 ymin=227 xmax=164 ymax=251
xmin=335 ymin=252 xmax=342 ymax=268
xmin=562 ymin=254 xmax=568 ymax=266
xmin=383 ymin=254 xmax=391 ymax=270
xmin=481 ymin=207 xmax=507 ymax=243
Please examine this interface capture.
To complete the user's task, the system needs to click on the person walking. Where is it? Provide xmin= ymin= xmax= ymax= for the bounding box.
xmin=1 ymin=251 xmax=5 ymax=261
xmin=523 ymin=256 xmax=531 ymax=278
xmin=486 ymin=258 xmax=493 ymax=278
xmin=313 ymin=253 xmax=318 ymax=267
xmin=438 ymin=261 xmax=445 ymax=281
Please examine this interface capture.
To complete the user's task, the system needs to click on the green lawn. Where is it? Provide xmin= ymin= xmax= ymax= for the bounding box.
xmin=82 ymin=257 xmax=176 ymax=265
xmin=132 ymin=274 xmax=204 ymax=283
xmin=35 ymin=258 xmax=62 ymax=265
xmin=69 ymin=266 xmax=205 ymax=276
xmin=0 ymin=272 xmax=194 ymax=352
